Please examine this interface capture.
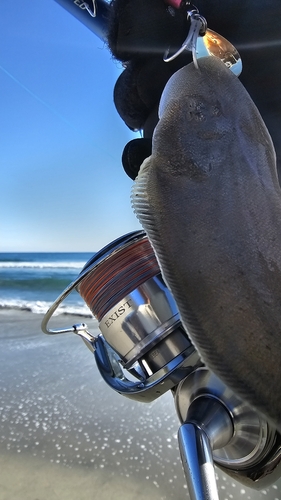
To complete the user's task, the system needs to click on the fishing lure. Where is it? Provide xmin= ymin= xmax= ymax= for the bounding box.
xmin=164 ymin=3 xmax=242 ymax=76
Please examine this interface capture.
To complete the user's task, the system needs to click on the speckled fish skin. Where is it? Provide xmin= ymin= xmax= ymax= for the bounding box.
xmin=132 ymin=56 xmax=281 ymax=431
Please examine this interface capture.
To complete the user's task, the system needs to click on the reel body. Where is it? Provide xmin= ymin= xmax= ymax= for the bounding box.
xmin=42 ymin=230 xmax=281 ymax=496
xmin=42 ymin=231 xmax=200 ymax=402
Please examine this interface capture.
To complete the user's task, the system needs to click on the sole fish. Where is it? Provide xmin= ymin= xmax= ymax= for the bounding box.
xmin=132 ymin=56 xmax=281 ymax=431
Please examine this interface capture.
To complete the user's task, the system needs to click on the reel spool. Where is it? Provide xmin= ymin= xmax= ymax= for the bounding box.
xmin=42 ymin=231 xmax=199 ymax=402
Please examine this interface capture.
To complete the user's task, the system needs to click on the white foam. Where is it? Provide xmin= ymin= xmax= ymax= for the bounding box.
xmin=0 ymin=261 xmax=85 ymax=270
xmin=0 ymin=298 xmax=93 ymax=317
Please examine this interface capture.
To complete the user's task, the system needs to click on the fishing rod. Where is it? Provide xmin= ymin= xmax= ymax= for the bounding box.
xmin=53 ymin=0 xmax=109 ymax=40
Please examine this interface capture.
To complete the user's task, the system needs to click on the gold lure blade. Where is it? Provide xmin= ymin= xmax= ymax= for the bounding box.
xmin=196 ymin=29 xmax=242 ymax=76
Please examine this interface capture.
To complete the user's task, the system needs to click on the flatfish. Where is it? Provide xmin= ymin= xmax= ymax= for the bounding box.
xmin=132 ymin=56 xmax=281 ymax=431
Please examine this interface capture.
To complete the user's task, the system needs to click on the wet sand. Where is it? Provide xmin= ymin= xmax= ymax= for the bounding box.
xmin=0 ymin=310 xmax=280 ymax=500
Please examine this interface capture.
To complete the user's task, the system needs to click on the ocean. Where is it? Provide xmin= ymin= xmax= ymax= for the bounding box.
xmin=0 ymin=252 xmax=94 ymax=317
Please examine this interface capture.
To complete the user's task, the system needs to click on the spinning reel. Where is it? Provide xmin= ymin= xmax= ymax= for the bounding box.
xmin=42 ymin=231 xmax=281 ymax=499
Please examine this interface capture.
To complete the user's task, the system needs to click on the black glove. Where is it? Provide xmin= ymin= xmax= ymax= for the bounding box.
xmin=108 ymin=0 xmax=281 ymax=181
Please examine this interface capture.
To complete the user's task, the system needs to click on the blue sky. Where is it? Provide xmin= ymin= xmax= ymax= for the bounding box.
xmin=1 ymin=0 xmax=140 ymax=252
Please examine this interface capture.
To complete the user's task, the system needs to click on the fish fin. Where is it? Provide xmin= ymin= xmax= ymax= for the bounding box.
xmin=131 ymin=156 xmax=156 ymax=234
xmin=131 ymin=156 xmax=168 ymax=271
xmin=132 ymin=157 xmax=176 ymax=287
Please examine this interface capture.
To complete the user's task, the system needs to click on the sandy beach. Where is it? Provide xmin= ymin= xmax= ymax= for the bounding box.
xmin=0 ymin=309 xmax=281 ymax=500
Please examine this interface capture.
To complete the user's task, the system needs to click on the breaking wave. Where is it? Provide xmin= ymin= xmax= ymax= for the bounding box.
xmin=0 ymin=298 xmax=93 ymax=317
